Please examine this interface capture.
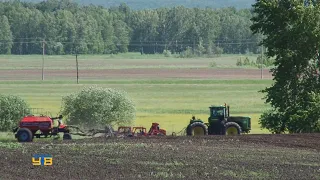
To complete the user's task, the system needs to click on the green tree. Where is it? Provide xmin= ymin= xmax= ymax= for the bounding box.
xmin=4 ymin=3 xmax=32 ymax=54
xmin=90 ymin=8 xmax=116 ymax=54
xmin=56 ymin=10 xmax=77 ymax=54
xmin=113 ymin=19 xmax=131 ymax=53
xmin=74 ymin=11 xmax=89 ymax=54
xmin=0 ymin=94 xmax=31 ymax=131
xmin=251 ymin=0 xmax=320 ymax=133
xmin=196 ymin=37 xmax=205 ymax=56
xmin=25 ymin=9 xmax=45 ymax=54
xmin=85 ymin=15 xmax=104 ymax=54
xmin=40 ymin=12 xmax=61 ymax=55
xmin=0 ymin=15 xmax=13 ymax=54
xmin=60 ymin=86 xmax=136 ymax=128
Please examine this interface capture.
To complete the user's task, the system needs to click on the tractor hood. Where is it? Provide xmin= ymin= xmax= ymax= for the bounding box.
xmin=228 ymin=116 xmax=251 ymax=130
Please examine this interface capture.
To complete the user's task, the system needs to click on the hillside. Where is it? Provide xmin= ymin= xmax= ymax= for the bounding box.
xmin=21 ymin=0 xmax=255 ymax=9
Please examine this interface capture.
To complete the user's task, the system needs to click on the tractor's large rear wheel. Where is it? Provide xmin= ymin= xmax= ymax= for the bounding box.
xmin=16 ymin=128 xmax=33 ymax=142
xmin=224 ymin=122 xmax=241 ymax=135
xmin=186 ymin=122 xmax=207 ymax=136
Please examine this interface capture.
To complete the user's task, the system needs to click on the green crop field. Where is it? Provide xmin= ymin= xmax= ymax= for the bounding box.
xmin=0 ymin=53 xmax=260 ymax=70
xmin=0 ymin=53 xmax=272 ymax=136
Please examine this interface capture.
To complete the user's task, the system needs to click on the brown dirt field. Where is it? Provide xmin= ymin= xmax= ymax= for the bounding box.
xmin=0 ymin=134 xmax=319 ymax=180
xmin=0 ymin=68 xmax=272 ymax=80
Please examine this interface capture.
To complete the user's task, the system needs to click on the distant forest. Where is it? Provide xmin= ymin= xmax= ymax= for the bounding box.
xmin=0 ymin=0 xmax=262 ymax=55
xmin=21 ymin=0 xmax=256 ymax=10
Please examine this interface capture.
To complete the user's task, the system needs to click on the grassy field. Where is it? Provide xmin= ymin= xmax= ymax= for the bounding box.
xmin=0 ymin=53 xmax=272 ymax=136
xmin=0 ymin=53 xmax=260 ymax=70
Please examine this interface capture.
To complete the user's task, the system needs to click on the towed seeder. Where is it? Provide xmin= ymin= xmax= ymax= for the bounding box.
xmin=12 ymin=114 xmax=168 ymax=142
xmin=116 ymin=122 xmax=167 ymax=137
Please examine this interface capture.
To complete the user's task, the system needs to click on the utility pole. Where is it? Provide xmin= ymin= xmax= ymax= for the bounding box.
xmin=261 ymin=45 xmax=264 ymax=79
xmin=76 ymin=54 xmax=79 ymax=84
xmin=42 ymin=39 xmax=45 ymax=80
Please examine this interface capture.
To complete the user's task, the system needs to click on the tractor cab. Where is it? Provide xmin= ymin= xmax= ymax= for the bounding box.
xmin=209 ymin=104 xmax=230 ymax=120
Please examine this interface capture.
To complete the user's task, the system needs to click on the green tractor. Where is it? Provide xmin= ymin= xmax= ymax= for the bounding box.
xmin=186 ymin=104 xmax=251 ymax=136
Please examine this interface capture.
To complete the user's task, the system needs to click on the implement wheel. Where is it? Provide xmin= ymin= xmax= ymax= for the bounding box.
xmin=63 ymin=133 xmax=72 ymax=140
xmin=186 ymin=122 xmax=207 ymax=136
xmin=16 ymin=128 xmax=33 ymax=142
xmin=225 ymin=122 xmax=241 ymax=135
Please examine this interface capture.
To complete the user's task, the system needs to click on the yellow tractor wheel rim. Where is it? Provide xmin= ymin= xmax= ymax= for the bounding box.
xmin=192 ymin=127 xmax=205 ymax=136
xmin=226 ymin=126 xmax=238 ymax=135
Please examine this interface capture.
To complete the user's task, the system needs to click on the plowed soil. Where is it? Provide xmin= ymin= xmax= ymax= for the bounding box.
xmin=1 ymin=134 xmax=319 ymax=180
xmin=0 ymin=68 xmax=272 ymax=80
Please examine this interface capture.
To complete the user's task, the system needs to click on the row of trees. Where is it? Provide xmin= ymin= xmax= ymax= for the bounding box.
xmin=75 ymin=0 xmax=253 ymax=10
xmin=0 ymin=0 xmax=261 ymax=55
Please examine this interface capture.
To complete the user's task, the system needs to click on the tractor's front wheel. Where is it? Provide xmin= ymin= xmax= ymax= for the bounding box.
xmin=186 ymin=122 xmax=207 ymax=136
xmin=16 ymin=128 xmax=33 ymax=142
xmin=224 ymin=122 xmax=242 ymax=135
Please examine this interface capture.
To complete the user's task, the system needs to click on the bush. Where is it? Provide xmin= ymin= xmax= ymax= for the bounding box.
xmin=196 ymin=38 xmax=206 ymax=56
xmin=236 ymin=58 xmax=243 ymax=66
xmin=286 ymin=92 xmax=320 ymax=133
xmin=0 ymin=94 xmax=31 ymax=131
xmin=243 ymin=57 xmax=250 ymax=66
xmin=61 ymin=86 xmax=136 ymax=128
xmin=212 ymin=45 xmax=223 ymax=57
xmin=316 ymin=121 xmax=320 ymax=132
xmin=256 ymin=55 xmax=275 ymax=67
xmin=179 ymin=47 xmax=194 ymax=58
xmin=260 ymin=92 xmax=320 ymax=133
xmin=163 ymin=49 xmax=171 ymax=57
xmin=259 ymin=109 xmax=287 ymax=134
xmin=250 ymin=60 xmax=257 ymax=66
xmin=209 ymin=61 xmax=217 ymax=67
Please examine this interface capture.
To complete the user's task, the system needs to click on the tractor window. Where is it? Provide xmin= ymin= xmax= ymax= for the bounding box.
xmin=217 ymin=109 xmax=224 ymax=116
xmin=212 ymin=108 xmax=224 ymax=117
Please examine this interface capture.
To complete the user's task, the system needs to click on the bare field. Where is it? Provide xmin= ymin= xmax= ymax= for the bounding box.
xmin=0 ymin=54 xmax=271 ymax=80
xmin=0 ymin=134 xmax=319 ymax=180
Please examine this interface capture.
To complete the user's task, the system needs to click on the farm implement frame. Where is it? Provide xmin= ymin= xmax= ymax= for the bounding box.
xmin=12 ymin=114 xmax=168 ymax=142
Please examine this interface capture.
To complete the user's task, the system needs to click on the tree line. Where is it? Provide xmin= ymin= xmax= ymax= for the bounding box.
xmin=0 ymin=0 xmax=261 ymax=55
xmin=66 ymin=0 xmax=254 ymax=10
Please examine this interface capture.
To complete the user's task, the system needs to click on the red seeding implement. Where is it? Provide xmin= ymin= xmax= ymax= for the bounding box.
xmin=12 ymin=114 xmax=167 ymax=142
xmin=12 ymin=114 xmax=118 ymax=142
xmin=13 ymin=115 xmax=72 ymax=142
